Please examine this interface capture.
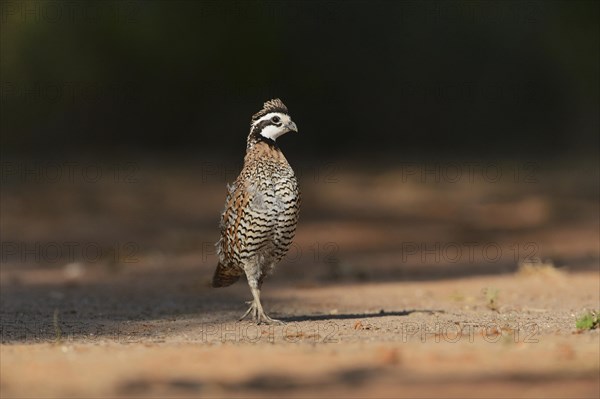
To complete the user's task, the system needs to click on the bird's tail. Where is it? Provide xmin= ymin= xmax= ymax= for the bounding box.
xmin=212 ymin=262 xmax=241 ymax=288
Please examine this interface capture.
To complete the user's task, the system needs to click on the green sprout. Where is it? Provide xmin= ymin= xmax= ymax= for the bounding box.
xmin=576 ymin=311 xmax=599 ymax=331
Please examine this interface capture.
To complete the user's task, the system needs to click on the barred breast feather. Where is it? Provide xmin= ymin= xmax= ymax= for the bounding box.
xmin=212 ymin=141 xmax=300 ymax=287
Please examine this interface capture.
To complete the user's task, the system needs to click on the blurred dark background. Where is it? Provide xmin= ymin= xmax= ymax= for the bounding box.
xmin=1 ymin=0 xmax=598 ymax=161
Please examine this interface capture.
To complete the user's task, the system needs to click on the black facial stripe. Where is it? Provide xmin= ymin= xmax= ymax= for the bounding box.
xmin=251 ymin=119 xmax=277 ymax=135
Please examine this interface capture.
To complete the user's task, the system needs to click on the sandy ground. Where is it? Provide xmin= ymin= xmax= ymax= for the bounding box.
xmin=1 ymin=269 xmax=599 ymax=398
xmin=1 ymin=159 xmax=599 ymax=397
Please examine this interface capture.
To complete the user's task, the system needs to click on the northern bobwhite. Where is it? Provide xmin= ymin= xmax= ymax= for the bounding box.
xmin=212 ymin=99 xmax=300 ymax=324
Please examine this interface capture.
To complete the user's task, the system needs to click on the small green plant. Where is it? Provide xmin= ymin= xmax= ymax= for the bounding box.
xmin=576 ymin=311 xmax=599 ymax=331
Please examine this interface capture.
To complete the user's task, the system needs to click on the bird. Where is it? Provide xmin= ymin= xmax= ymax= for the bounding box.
xmin=212 ymin=98 xmax=300 ymax=324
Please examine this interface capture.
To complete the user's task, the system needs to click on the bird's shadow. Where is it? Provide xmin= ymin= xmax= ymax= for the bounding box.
xmin=279 ymin=309 xmax=443 ymax=322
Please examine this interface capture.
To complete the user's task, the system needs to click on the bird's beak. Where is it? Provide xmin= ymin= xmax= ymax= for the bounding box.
xmin=286 ymin=121 xmax=298 ymax=133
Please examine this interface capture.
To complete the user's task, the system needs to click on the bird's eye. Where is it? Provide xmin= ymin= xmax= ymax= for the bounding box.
xmin=271 ymin=116 xmax=281 ymax=123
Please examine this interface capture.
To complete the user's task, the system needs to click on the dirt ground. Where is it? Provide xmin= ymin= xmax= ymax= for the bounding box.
xmin=1 ymin=159 xmax=599 ymax=398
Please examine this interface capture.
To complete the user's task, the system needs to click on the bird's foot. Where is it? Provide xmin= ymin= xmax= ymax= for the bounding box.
xmin=258 ymin=311 xmax=285 ymax=325
xmin=239 ymin=300 xmax=285 ymax=325
xmin=239 ymin=300 xmax=256 ymax=322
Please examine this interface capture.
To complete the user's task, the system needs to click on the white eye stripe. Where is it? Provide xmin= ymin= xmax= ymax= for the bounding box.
xmin=253 ymin=112 xmax=287 ymax=125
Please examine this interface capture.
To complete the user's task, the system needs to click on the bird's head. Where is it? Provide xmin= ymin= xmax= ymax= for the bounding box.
xmin=248 ymin=99 xmax=298 ymax=147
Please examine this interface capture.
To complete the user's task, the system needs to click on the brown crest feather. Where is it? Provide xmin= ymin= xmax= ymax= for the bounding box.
xmin=251 ymin=98 xmax=288 ymax=122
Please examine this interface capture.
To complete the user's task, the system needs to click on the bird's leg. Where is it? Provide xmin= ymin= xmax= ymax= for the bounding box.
xmin=239 ymin=282 xmax=284 ymax=325
xmin=252 ymin=285 xmax=284 ymax=325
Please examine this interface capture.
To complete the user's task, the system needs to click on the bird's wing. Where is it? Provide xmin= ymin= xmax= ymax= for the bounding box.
xmin=217 ymin=178 xmax=254 ymax=265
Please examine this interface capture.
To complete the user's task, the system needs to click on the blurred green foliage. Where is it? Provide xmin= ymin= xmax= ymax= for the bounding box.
xmin=576 ymin=311 xmax=599 ymax=331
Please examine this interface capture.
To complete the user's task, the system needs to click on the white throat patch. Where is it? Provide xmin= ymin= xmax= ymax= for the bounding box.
xmin=253 ymin=112 xmax=293 ymax=141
